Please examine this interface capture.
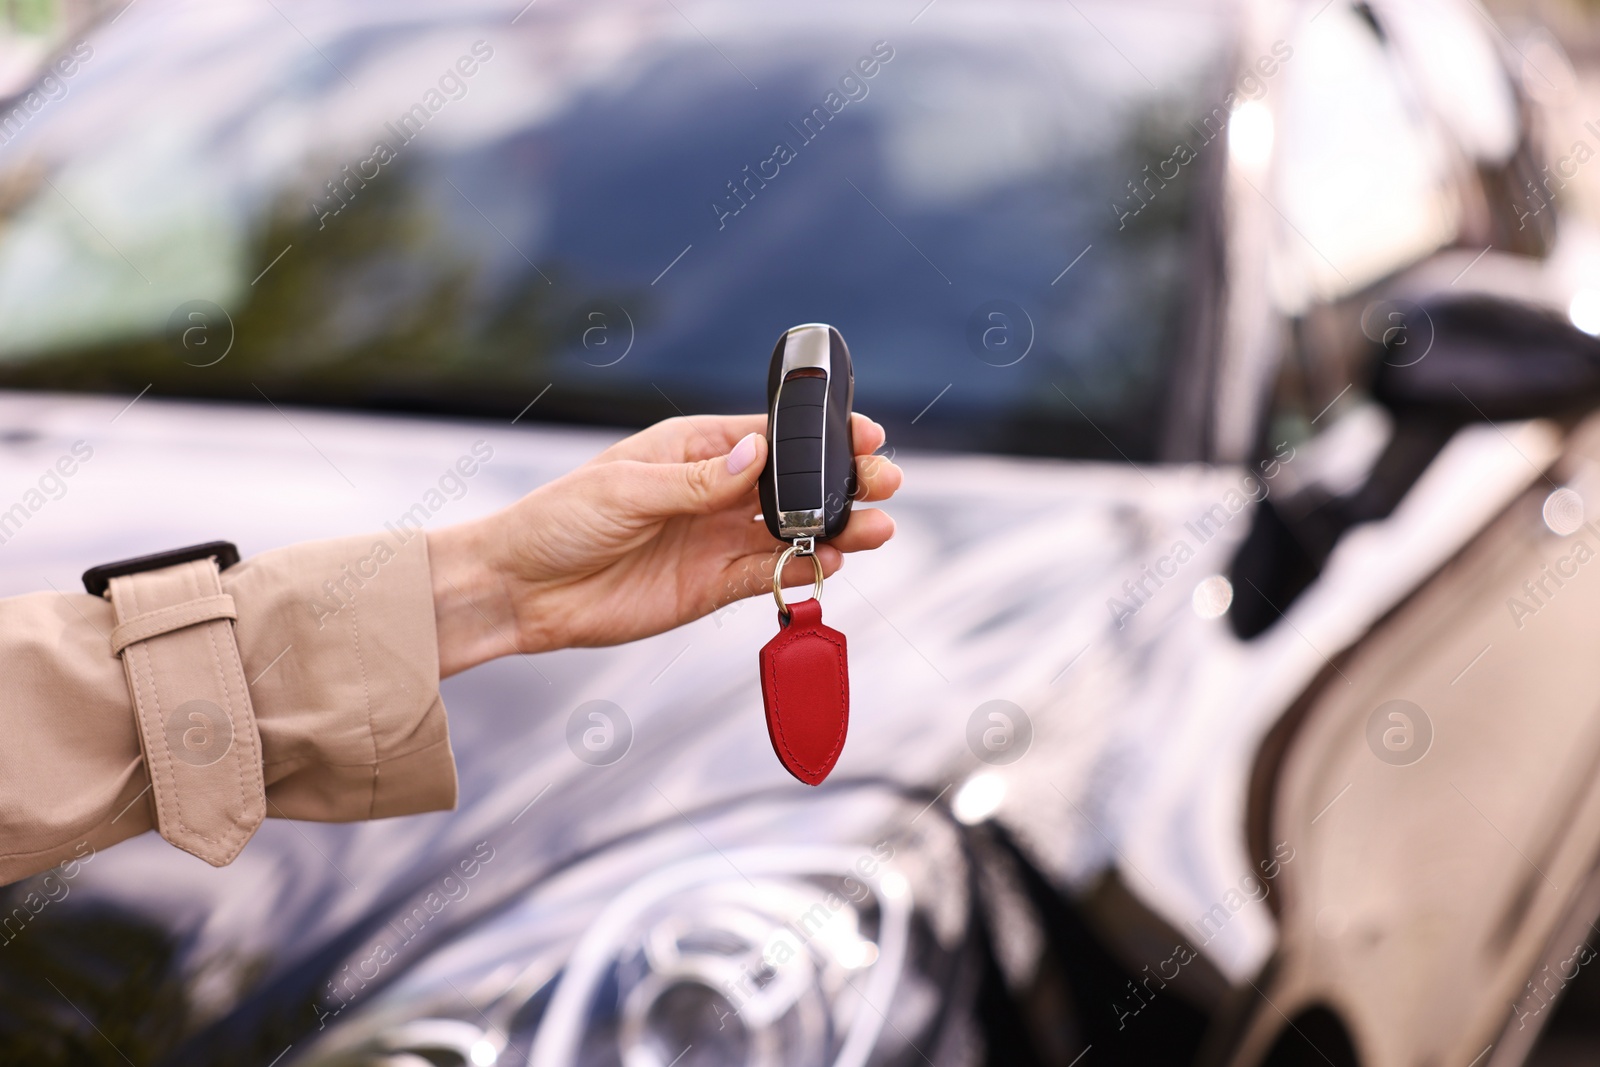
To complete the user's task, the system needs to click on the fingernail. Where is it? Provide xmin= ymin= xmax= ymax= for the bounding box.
xmin=726 ymin=432 xmax=759 ymax=475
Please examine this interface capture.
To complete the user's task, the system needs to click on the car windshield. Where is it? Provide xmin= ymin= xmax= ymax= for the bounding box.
xmin=0 ymin=0 xmax=1229 ymax=459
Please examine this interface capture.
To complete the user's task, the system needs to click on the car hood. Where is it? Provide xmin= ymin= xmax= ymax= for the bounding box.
xmin=0 ymin=391 xmax=1560 ymax=1008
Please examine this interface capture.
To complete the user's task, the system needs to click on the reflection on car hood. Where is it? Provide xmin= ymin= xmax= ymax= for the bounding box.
xmin=0 ymin=392 xmax=1562 ymax=1001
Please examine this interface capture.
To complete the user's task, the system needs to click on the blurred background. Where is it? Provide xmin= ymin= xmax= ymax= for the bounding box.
xmin=9 ymin=1 xmax=1600 ymax=1066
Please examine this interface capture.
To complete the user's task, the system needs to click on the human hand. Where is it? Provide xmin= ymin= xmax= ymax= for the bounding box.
xmin=427 ymin=413 xmax=901 ymax=677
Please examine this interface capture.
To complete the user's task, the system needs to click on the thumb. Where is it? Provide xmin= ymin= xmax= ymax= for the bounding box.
xmin=628 ymin=431 xmax=767 ymax=516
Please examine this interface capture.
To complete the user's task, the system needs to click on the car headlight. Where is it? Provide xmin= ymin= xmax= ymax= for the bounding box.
xmin=292 ymin=792 xmax=973 ymax=1067
xmin=534 ymin=847 xmax=910 ymax=1067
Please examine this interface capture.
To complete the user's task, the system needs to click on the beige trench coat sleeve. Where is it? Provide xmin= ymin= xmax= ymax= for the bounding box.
xmin=0 ymin=530 xmax=457 ymax=884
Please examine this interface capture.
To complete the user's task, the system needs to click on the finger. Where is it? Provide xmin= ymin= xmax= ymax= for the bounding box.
xmin=781 ymin=546 xmax=839 ymax=590
xmin=600 ymin=411 xmax=887 ymax=467
xmin=825 ymin=506 xmax=895 ymax=553
xmin=722 ymin=542 xmax=852 ymax=604
xmin=851 ymin=452 xmax=903 ymax=503
xmin=592 ymin=414 xmax=767 ymax=466
xmin=713 ymin=509 xmax=893 ymax=611
xmin=713 ymin=545 xmax=838 ymax=606
xmin=851 ymin=413 xmax=886 ymax=456
xmin=720 ymin=504 xmax=896 ymax=563
xmin=612 ymin=432 xmax=767 ymax=518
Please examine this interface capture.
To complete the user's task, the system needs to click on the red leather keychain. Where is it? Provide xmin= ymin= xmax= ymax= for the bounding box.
xmin=760 ymin=546 xmax=848 ymax=785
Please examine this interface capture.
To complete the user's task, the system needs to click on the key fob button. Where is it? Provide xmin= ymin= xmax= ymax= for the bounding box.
xmin=776 ymin=472 xmax=823 ymax=511
xmin=775 ymin=375 xmax=827 ymax=411
xmin=775 ymin=436 xmax=823 ymax=473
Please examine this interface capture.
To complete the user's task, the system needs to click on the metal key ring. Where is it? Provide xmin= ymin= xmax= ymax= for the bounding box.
xmin=772 ymin=544 xmax=825 ymax=620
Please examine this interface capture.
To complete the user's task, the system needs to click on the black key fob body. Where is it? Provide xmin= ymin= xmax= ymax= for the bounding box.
xmin=760 ymin=323 xmax=856 ymax=544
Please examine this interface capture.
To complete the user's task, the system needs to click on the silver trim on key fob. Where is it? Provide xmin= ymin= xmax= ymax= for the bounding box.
xmin=772 ymin=324 xmax=831 ymax=540
xmin=761 ymin=323 xmax=856 ymax=546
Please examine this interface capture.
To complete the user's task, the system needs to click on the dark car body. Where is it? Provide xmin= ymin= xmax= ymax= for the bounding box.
xmin=3 ymin=1 xmax=1600 ymax=1065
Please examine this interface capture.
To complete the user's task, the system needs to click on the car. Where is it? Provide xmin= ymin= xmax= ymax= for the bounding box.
xmin=3 ymin=0 xmax=1600 ymax=1064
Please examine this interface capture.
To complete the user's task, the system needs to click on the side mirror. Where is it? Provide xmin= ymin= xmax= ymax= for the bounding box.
xmin=1371 ymin=295 xmax=1600 ymax=419
xmin=1229 ymin=293 xmax=1600 ymax=639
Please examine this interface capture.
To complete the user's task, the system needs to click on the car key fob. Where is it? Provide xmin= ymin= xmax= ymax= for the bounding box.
xmin=758 ymin=323 xmax=856 ymax=544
